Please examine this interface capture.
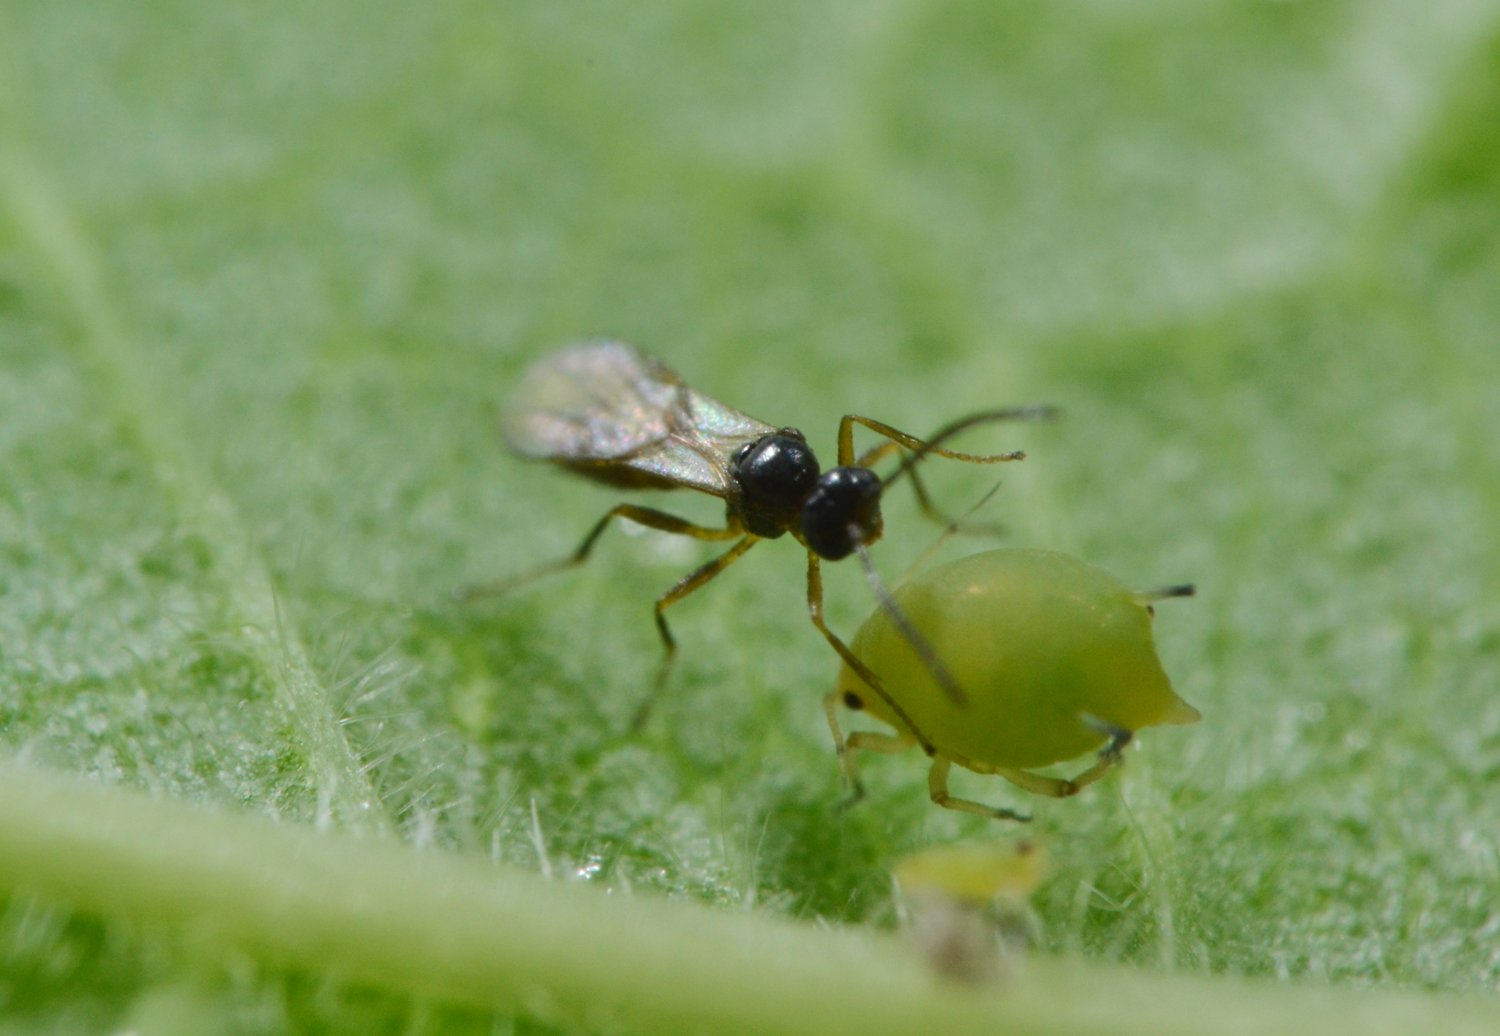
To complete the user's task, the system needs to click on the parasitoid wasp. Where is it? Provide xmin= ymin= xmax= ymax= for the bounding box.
xmin=473 ymin=340 xmax=1054 ymax=736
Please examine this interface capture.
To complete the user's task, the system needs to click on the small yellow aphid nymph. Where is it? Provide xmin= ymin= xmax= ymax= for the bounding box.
xmin=893 ymin=841 xmax=1049 ymax=982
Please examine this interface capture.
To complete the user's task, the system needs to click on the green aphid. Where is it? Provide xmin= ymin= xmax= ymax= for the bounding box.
xmin=829 ymin=548 xmax=1200 ymax=820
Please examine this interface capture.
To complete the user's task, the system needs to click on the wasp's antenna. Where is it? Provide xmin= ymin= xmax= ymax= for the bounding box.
xmin=881 ymin=406 xmax=1058 ymax=492
xmin=900 ymin=479 xmax=1006 ymax=581
xmin=1140 ymin=584 xmax=1196 ymax=602
xmin=854 ymin=541 xmax=969 ymax=708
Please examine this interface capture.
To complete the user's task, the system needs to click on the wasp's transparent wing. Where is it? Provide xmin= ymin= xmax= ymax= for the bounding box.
xmin=502 ymin=341 xmax=775 ymax=496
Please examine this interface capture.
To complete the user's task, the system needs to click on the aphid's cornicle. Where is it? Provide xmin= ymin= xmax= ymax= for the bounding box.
xmin=485 ymin=340 xmax=1051 ymax=741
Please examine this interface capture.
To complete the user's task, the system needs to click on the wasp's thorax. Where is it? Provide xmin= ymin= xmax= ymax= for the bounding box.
xmin=731 ymin=429 xmax=821 ymax=538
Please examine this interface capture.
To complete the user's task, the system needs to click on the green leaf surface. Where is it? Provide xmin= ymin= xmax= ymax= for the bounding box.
xmin=2 ymin=1 xmax=1498 ymax=1031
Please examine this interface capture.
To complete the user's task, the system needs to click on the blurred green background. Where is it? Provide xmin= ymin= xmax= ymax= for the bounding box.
xmin=2 ymin=0 xmax=1498 ymax=1029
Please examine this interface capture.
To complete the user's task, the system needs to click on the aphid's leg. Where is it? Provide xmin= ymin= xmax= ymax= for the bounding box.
xmin=821 ymin=691 xmax=856 ymax=796
xmin=928 ymin=757 xmax=1032 ymax=823
xmin=995 ymin=769 xmax=1075 ymax=797
xmin=836 ymin=411 xmax=1049 ymax=468
xmin=805 ymin=553 xmax=940 ymax=757
xmin=996 ymin=727 xmax=1135 ymax=798
xmin=822 ymin=690 xmax=910 ymax=809
xmin=850 ymin=731 xmax=910 ymax=753
xmin=630 ymin=535 xmax=760 ymax=730
xmin=1064 ymin=724 xmax=1134 ymax=791
xmin=459 ymin=505 xmax=742 ymax=600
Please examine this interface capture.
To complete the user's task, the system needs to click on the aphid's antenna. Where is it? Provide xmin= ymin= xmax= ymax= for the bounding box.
xmin=882 ymin=405 xmax=1058 ymax=493
xmin=1140 ymin=584 xmax=1195 ymax=602
xmin=854 ymin=541 xmax=970 ymax=708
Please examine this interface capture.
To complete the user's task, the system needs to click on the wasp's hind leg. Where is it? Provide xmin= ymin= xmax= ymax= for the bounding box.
xmin=458 ymin=504 xmax=744 ymax=601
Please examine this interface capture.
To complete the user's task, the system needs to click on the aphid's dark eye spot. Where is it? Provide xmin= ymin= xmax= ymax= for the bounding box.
xmin=1147 ymin=604 xmax=1156 ymax=618
xmin=843 ymin=691 xmax=864 ymax=711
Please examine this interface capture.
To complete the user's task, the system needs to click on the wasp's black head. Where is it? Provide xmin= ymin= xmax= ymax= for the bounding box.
xmin=799 ymin=466 xmax=883 ymax=560
xmin=731 ymin=428 xmax=820 ymax=538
